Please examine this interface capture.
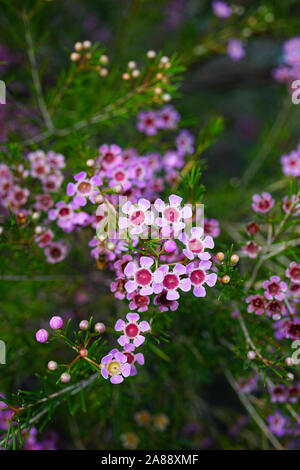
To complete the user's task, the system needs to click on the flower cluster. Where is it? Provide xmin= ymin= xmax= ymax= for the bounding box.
xmin=273 ymin=37 xmax=300 ymax=91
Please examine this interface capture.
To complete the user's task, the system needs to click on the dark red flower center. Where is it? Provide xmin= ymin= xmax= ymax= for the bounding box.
xmin=163 ymin=273 xmax=179 ymax=290
xmin=125 ymin=323 xmax=139 ymax=338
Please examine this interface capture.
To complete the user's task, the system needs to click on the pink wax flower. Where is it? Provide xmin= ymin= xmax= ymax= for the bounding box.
xmin=127 ymin=291 xmax=150 ymax=312
xmin=288 ymin=385 xmax=300 ymax=403
xmin=8 ymin=185 xmax=29 ymax=208
xmin=100 ymin=348 xmax=131 ymax=384
xmin=35 ymin=230 xmax=54 ymax=248
xmin=34 ymin=193 xmax=54 ymax=211
xmin=119 ymin=198 xmax=154 ymax=236
xmin=30 ymin=159 xmax=50 ymax=180
xmin=137 ymin=111 xmax=159 ymax=136
xmin=286 ymin=262 xmax=300 ymax=284
xmin=114 ymin=255 xmax=133 ymax=277
xmin=154 ymin=290 xmax=179 ymax=312
xmin=252 ymin=192 xmax=274 ymax=213
xmin=44 ymin=242 xmax=67 ymax=264
xmin=122 ymin=343 xmax=144 ymax=376
xmin=115 ymin=313 xmax=150 ymax=347
xmin=110 ymin=278 xmax=127 ymax=300
xmin=46 ymin=151 xmax=65 ymax=169
xmin=98 ymin=144 xmax=122 ymax=170
xmin=67 ymin=171 xmax=102 ymax=206
xmin=42 ymin=171 xmax=64 ymax=193
xmin=270 ymin=385 xmax=288 ymax=403
xmin=267 ymin=412 xmax=288 ymax=437
xmin=154 ymin=194 xmax=192 ymax=233
xmin=153 ymin=263 xmax=191 ymax=300
xmin=124 ymin=256 xmax=163 ymax=296
xmin=176 ymin=130 xmax=195 ymax=155
xmin=109 ymin=167 xmax=131 ymax=191
xmin=246 ymin=294 xmax=265 ymax=315
xmin=265 ymin=300 xmax=287 ymax=319
xmin=282 ymin=195 xmax=300 ymax=217
xmin=204 ymin=218 xmax=220 ymax=238
xmin=180 ymin=226 xmax=214 ymax=261
xmin=263 ymin=276 xmax=287 ymax=301
xmin=212 ymin=1 xmax=232 ymax=18
xmin=242 ymin=241 xmax=261 ymax=258
xmin=186 ymin=260 xmax=217 ymax=297
xmin=49 ymin=316 xmax=63 ymax=330
xmin=157 ymin=105 xmax=180 ymax=130
xmin=163 ymin=150 xmax=184 ymax=170
xmin=35 ymin=329 xmax=48 ymax=343
xmin=227 ymin=39 xmax=245 ymax=62
xmin=281 ymin=150 xmax=300 ymax=177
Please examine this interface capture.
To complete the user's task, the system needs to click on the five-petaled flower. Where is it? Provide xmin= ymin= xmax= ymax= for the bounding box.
xmin=115 ymin=313 xmax=150 ymax=347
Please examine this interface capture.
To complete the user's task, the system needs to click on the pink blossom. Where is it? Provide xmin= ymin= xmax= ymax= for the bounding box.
xmin=246 ymin=295 xmax=265 ymax=315
xmin=204 ymin=218 xmax=220 ymax=238
xmin=227 ymin=39 xmax=245 ymax=61
xmin=137 ymin=111 xmax=159 ymax=136
xmin=282 ymin=195 xmax=300 ymax=217
xmin=252 ymin=192 xmax=274 ymax=213
xmin=98 ymin=144 xmax=122 ymax=170
xmin=186 ymin=260 xmax=217 ymax=297
xmin=124 ymin=256 xmax=162 ymax=296
xmin=122 ymin=343 xmax=144 ymax=376
xmin=119 ymin=198 xmax=154 ymax=236
xmin=153 ymin=263 xmax=191 ymax=300
xmin=67 ymin=171 xmax=102 ymax=206
xmin=286 ymin=262 xmax=300 ymax=284
xmin=263 ymin=276 xmax=287 ymax=301
xmin=100 ymin=349 xmax=131 ymax=384
xmin=35 ymin=229 xmax=54 ymax=248
xmin=242 ymin=241 xmax=261 ymax=258
xmin=115 ymin=312 xmax=150 ymax=347
xmin=281 ymin=150 xmax=300 ymax=177
xmin=154 ymin=194 xmax=192 ymax=233
xmin=212 ymin=1 xmax=232 ymax=18
xmin=127 ymin=291 xmax=150 ymax=312
xmin=175 ymin=130 xmax=194 ymax=155
xmin=180 ymin=226 xmax=214 ymax=261
xmin=154 ymin=290 xmax=179 ymax=312
xmin=157 ymin=105 xmax=180 ymax=130
xmin=44 ymin=242 xmax=67 ymax=264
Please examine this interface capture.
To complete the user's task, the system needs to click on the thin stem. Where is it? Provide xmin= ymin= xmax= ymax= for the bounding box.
xmin=22 ymin=10 xmax=54 ymax=131
xmin=224 ymin=369 xmax=284 ymax=450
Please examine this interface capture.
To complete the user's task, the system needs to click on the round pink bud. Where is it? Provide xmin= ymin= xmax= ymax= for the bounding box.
xmin=80 ymin=348 xmax=88 ymax=357
xmin=79 ymin=320 xmax=89 ymax=330
xmin=247 ymin=351 xmax=256 ymax=360
xmin=285 ymin=357 xmax=294 ymax=367
xmin=48 ymin=361 xmax=58 ymax=371
xmin=35 ymin=329 xmax=48 ymax=343
xmin=60 ymin=373 xmax=71 ymax=383
xmin=163 ymin=239 xmax=177 ymax=253
xmin=49 ymin=316 xmax=63 ymax=330
xmin=94 ymin=322 xmax=105 ymax=333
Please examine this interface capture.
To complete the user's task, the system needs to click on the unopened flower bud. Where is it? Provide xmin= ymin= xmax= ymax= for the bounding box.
xmin=49 ymin=316 xmax=63 ymax=330
xmin=216 ymin=252 xmax=225 ymax=261
xmin=247 ymin=351 xmax=256 ymax=360
xmin=80 ymin=348 xmax=88 ymax=358
xmin=285 ymin=357 xmax=294 ymax=366
xmin=128 ymin=61 xmax=136 ymax=69
xmin=114 ymin=184 xmax=122 ymax=193
xmin=86 ymin=159 xmax=94 ymax=167
xmin=36 ymin=329 xmax=48 ymax=343
xmin=107 ymin=241 xmax=115 ymax=251
xmin=95 ymin=194 xmax=104 ymax=204
xmin=71 ymin=52 xmax=80 ymax=62
xmin=231 ymin=254 xmax=239 ymax=264
xmin=162 ymin=93 xmax=171 ymax=102
xmin=48 ymin=361 xmax=58 ymax=371
xmin=83 ymin=40 xmax=92 ymax=49
xmin=122 ymin=72 xmax=130 ymax=80
xmin=74 ymin=42 xmax=83 ymax=51
xmin=60 ymin=373 xmax=71 ymax=383
xmin=79 ymin=320 xmax=89 ymax=330
xmin=147 ymin=50 xmax=156 ymax=59
xmin=132 ymin=69 xmax=140 ymax=78
xmin=95 ymin=322 xmax=105 ymax=333
xmin=100 ymin=54 xmax=109 ymax=64
xmin=35 ymin=226 xmax=43 ymax=234
xmin=222 ymin=275 xmax=230 ymax=284
xmin=163 ymin=239 xmax=177 ymax=253
xmin=100 ymin=68 xmax=108 ymax=77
